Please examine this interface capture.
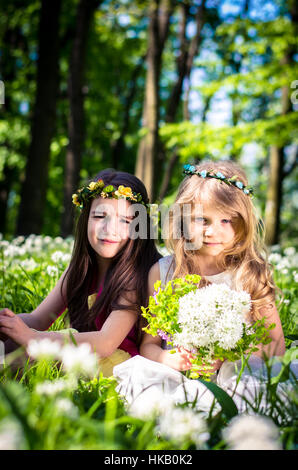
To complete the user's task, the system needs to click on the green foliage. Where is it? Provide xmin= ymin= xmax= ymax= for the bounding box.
xmin=158 ymin=6 xmax=298 ymax=232
xmin=160 ymin=113 xmax=298 ymax=159
xmin=142 ymin=274 xmax=201 ymax=338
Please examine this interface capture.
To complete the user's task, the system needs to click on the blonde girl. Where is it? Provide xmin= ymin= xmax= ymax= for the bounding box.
xmin=141 ymin=160 xmax=285 ymax=371
xmin=114 ymin=160 xmax=288 ymax=414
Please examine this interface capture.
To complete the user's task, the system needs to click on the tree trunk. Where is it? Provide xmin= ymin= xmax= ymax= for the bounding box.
xmin=111 ymin=54 xmax=146 ymax=170
xmin=16 ymin=0 xmax=61 ymax=235
xmin=135 ymin=0 xmax=173 ymax=201
xmin=0 ymin=166 xmax=17 ymax=234
xmin=60 ymin=0 xmax=100 ymax=237
xmin=165 ymin=1 xmax=189 ymax=124
xmin=264 ymin=0 xmax=297 ymax=245
xmin=157 ymin=0 xmax=206 ymax=201
xmin=264 ymin=80 xmax=292 ymax=245
xmin=264 ymin=146 xmax=283 ymax=246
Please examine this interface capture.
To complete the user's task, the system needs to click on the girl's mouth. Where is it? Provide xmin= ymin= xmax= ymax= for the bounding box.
xmin=100 ymin=239 xmax=119 ymax=244
xmin=203 ymin=242 xmax=221 ymax=246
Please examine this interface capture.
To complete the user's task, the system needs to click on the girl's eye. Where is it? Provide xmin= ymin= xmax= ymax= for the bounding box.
xmin=194 ymin=217 xmax=207 ymax=223
xmin=222 ymin=219 xmax=231 ymax=224
xmin=120 ymin=219 xmax=131 ymax=224
xmin=93 ymin=215 xmax=105 ymax=219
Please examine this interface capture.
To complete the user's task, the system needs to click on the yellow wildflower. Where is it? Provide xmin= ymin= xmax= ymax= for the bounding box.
xmin=115 ymin=185 xmax=137 ymax=201
xmin=87 ymin=181 xmax=99 ymax=191
xmin=72 ymin=194 xmax=80 ymax=206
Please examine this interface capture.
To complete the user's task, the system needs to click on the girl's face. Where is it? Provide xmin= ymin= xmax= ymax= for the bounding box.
xmin=190 ymin=204 xmax=236 ymax=257
xmin=87 ymin=197 xmax=134 ymax=259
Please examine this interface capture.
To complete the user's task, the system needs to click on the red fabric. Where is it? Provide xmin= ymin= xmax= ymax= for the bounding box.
xmin=93 ymin=282 xmax=139 ymax=357
xmin=56 ymin=279 xmax=139 ymax=357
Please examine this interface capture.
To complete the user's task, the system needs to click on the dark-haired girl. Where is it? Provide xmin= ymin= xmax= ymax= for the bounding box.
xmin=0 ymin=169 xmax=161 ymax=375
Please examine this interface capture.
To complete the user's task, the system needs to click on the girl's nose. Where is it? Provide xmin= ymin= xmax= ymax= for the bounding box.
xmin=204 ymin=224 xmax=214 ymax=236
xmin=103 ymin=217 xmax=117 ymax=234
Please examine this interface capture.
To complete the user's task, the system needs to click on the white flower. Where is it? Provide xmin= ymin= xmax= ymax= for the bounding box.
xmin=33 ymin=236 xmax=43 ymax=247
xmin=51 ymin=251 xmax=65 ymax=263
xmin=27 ymin=339 xmax=98 ymax=378
xmin=55 ymin=398 xmax=79 ymax=419
xmin=3 ymin=245 xmax=26 ymax=258
xmin=128 ymin=392 xmax=175 ymax=420
xmin=284 ymin=246 xmax=296 ymax=257
xmin=62 ymin=253 xmax=71 ymax=263
xmin=27 ymin=338 xmax=62 ymax=360
xmin=0 ymin=419 xmax=26 ymax=450
xmin=268 ymin=253 xmax=282 ymax=264
xmin=158 ymin=406 xmax=209 ymax=448
xmin=173 ymin=283 xmax=251 ymax=353
xmin=276 ymin=258 xmax=290 ymax=270
xmin=12 ymin=235 xmax=25 ymax=245
xmin=0 ymin=240 xmax=9 ymax=249
xmin=19 ymin=259 xmax=38 ymax=271
xmin=61 ymin=343 xmax=98 ymax=377
xmin=46 ymin=265 xmax=59 ymax=277
xmin=35 ymin=379 xmax=71 ymax=396
xmin=223 ymin=414 xmax=282 ymax=450
xmin=291 ymin=253 xmax=298 ymax=269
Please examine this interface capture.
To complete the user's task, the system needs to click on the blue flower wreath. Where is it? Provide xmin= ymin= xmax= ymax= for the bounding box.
xmin=183 ymin=164 xmax=253 ymax=196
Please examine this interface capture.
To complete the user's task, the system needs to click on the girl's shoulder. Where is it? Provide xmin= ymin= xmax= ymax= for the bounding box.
xmin=148 ymin=255 xmax=175 ymax=292
xmin=158 ymin=255 xmax=175 ymax=286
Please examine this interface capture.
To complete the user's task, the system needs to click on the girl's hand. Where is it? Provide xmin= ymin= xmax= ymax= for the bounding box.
xmin=0 ymin=309 xmax=36 ymax=347
xmin=164 ymin=347 xmax=194 ymax=371
xmin=195 ymin=358 xmax=224 ymax=376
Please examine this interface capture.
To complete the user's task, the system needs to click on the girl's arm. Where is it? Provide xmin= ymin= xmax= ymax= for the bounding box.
xmin=139 ymin=261 xmax=193 ymax=371
xmin=252 ymin=304 xmax=286 ymax=358
xmin=140 ymin=333 xmax=193 ymax=371
xmin=1 ymin=268 xmax=69 ymax=353
xmin=5 ymin=268 xmax=68 ymax=331
xmin=0 ymin=292 xmax=138 ymax=358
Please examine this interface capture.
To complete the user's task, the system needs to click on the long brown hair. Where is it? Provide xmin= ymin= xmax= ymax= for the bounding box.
xmin=165 ymin=160 xmax=276 ymax=321
xmin=62 ymin=169 xmax=161 ymax=341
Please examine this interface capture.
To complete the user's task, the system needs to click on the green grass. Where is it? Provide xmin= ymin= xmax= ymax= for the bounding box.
xmin=0 ymin=234 xmax=297 ymax=450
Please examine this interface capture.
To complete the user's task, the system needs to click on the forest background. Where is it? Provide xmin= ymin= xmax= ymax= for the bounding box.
xmin=0 ymin=0 xmax=297 ymax=248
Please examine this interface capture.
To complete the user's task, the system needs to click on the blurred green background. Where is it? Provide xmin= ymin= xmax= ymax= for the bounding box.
xmin=0 ymin=0 xmax=297 ymax=246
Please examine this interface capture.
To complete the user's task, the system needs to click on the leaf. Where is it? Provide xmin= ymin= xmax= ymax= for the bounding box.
xmin=198 ymin=379 xmax=238 ymax=419
xmin=0 ymin=382 xmax=38 ymax=449
xmin=285 ymin=334 xmax=298 ymax=342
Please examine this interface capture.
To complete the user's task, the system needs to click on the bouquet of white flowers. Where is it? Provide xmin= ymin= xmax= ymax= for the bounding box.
xmin=141 ymin=275 xmax=273 ymax=379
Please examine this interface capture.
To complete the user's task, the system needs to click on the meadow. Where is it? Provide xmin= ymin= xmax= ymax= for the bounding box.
xmin=0 ymin=234 xmax=297 ymax=451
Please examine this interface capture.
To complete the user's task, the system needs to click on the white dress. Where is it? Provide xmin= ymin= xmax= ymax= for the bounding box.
xmin=113 ymin=256 xmax=298 ymax=418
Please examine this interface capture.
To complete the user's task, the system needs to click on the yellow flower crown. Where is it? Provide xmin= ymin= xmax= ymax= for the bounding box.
xmin=72 ymin=179 xmax=148 ymax=210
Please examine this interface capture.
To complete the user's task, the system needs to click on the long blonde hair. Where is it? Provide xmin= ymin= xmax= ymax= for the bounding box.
xmin=164 ymin=160 xmax=276 ymax=321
